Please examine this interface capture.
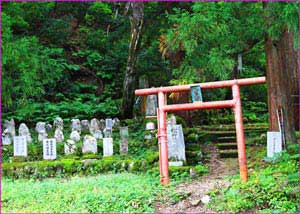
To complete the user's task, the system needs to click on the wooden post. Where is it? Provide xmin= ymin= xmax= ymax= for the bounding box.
xmin=232 ymin=83 xmax=248 ymax=181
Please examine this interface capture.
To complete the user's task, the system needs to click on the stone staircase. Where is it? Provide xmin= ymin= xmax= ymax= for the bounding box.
xmin=184 ymin=123 xmax=268 ymax=161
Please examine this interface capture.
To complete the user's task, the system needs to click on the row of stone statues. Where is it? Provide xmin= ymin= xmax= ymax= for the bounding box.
xmin=2 ymin=117 xmax=121 ymax=146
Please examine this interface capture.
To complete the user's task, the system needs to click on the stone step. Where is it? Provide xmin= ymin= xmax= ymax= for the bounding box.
xmin=217 ymin=143 xmax=237 ymax=150
xmin=220 ymin=149 xmax=238 ymax=158
xmin=217 ymin=136 xmax=236 ymax=142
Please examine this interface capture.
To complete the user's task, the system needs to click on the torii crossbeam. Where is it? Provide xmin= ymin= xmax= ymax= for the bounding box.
xmin=135 ymin=77 xmax=266 ymax=185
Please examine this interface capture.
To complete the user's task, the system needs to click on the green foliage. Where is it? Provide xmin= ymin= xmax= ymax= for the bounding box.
xmin=166 ymin=3 xmax=265 ymax=83
xmin=2 ymin=173 xmax=166 ymax=212
xmin=209 ymin=150 xmax=299 ymax=212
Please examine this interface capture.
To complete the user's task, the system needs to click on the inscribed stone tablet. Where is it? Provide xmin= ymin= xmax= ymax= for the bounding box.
xmin=267 ymin=131 xmax=282 ymax=158
xmin=43 ymin=138 xmax=57 ymax=160
xmin=120 ymin=127 xmax=129 ymax=139
xmin=167 ymin=124 xmax=186 ymax=161
xmin=82 ymin=135 xmax=97 ymax=154
xmin=146 ymin=95 xmax=158 ymax=116
xmin=13 ymin=136 xmax=27 ymax=157
xmin=103 ymin=138 xmax=113 ymax=157
xmin=105 ymin=118 xmax=113 ymax=130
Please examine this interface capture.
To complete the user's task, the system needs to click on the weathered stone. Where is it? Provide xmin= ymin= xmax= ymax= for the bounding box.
xmin=2 ymin=135 xmax=11 ymax=145
xmin=93 ymin=130 xmax=103 ymax=139
xmin=64 ymin=139 xmax=76 ymax=155
xmin=169 ymin=161 xmax=183 ymax=166
xmin=113 ymin=118 xmax=120 ymax=128
xmin=99 ymin=119 xmax=105 ymax=130
xmin=189 ymin=168 xmax=197 ymax=178
xmin=146 ymin=94 xmax=158 ymax=116
xmin=81 ymin=120 xmax=90 ymax=131
xmin=71 ymin=119 xmax=81 ymax=133
xmin=89 ymin=118 xmax=100 ymax=135
xmin=267 ymin=131 xmax=282 ymax=158
xmin=13 ymin=136 xmax=27 ymax=157
xmin=167 ymin=124 xmax=186 ymax=161
xmin=103 ymin=138 xmax=113 ymax=157
xmin=82 ymin=159 xmax=98 ymax=166
xmin=167 ymin=115 xmax=176 ymax=126
xmin=146 ymin=122 xmax=155 ymax=130
xmin=82 ymin=135 xmax=97 ymax=154
xmin=144 ymin=134 xmax=152 ymax=140
xmin=54 ymin=116 xmax=63 ymax=130
xmin=103 ymin=128 xmax=112 ymax=138
xmin=43 ymin=138 xmax=57 ymax=160
xmin=19 ymin=123 xmax=32 ymax=143
xmin=3 ymin=119 xmax=16 ymax=137
xmin=2 ymin=119 xmax=16 ymax=145
xmin=201 ymin=195 xmax=210 ymax=204
xmin=54 ymin=128 xmax=64 ymax=142
xmin=105 ymin=118 xmax=113 ymax=130
xmin=46 ymin=123 xmax=53 ymax=132
xmin=119 ymin=127 xmax=129 ymax=155
xmin=70 ymin=130 xmax=80 ymax=142
xmin=35 ymin=122 xmax=48 ymax=142
xmin=190 ymin=199 xmax=201 ymax=206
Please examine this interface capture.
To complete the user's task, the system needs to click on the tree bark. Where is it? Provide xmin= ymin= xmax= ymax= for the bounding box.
xmin=122 ymin=3 xmax=144 ymax=118
xmin=265 ymin=28 xmax=298 ymax=143
xmin=263 ymin=3 xmax=299 ymax=143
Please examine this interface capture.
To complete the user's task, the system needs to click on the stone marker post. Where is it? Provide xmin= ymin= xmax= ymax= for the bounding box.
xmin=13 ymin=136 xmax=27 ymax=157
xmin=119 ymin=126 xmax=129 ymax=155
xmin=43 ymin=138 xmax=57 ymax=160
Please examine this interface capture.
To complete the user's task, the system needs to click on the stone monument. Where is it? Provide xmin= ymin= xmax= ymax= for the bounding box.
xmin=71 ymin=119 xmax=81 ymax=133
xmin=82 ymin=135 xmax=97 ymax=154
xmin=70 ymin=130 xmax=80 ymax=142
xmin=64 ymin=139 xmax=76 ymax=155
xmin=35 ymin=122 xmax=48 ymax=142
xmin=103 ymin=137 xmax=113 ymax=157
xmin=119 ymin=127 xmax=129 ymax=155
xmin=43 ymin=138 xmax=57 ymax=160
xmin=146 ymin=95 xmax=158 ymax=116
xmin=54 ymin=128 xmax=64 ymax=142
xmin=13 ymin=136 xmax=27 ymax=157
xmin=167 ymin=124 xmax=186 ymax=164
xmin=19 ymin=123 xmax=32 ymax=143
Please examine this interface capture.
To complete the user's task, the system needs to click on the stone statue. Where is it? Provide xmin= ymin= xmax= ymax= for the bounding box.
xmin=64 ymin=139 xmax=77 ymax=155
xmin=82 ymin=135 xmax=97 ymax=154
xmin=2 ymin=119 xmax=16 ymax=145
xmin=113 ymin=118 xmax=120 ymax=128
xmin=35 ymin=122 xmax=48 ymax=142
xmin=70 ymin=130 xmax=80 ymax=142
xmin=89 ymin=118 xmax=100 ymax=136
xmin=54 ymin=116 xmax=63 ymax=130
xmin=54 ymin=128 xmax=64 ymax=142
xmin=19 ymin=123 xmax=32 ymax=143
xmin=81 ymin=120 xmax=90 ymax=131
xmin=71 ymin=119 xmax=81 ymax=134
xmin=99 ymin=119 xmax=105 ymax=131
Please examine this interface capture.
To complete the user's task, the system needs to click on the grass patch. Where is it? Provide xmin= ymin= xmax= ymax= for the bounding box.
xmin=2 ymin=173 xmax=168 ymax=212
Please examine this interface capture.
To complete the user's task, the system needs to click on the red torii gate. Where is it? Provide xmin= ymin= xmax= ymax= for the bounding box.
xmin=135 ymin=77 xmax=266 ymax=185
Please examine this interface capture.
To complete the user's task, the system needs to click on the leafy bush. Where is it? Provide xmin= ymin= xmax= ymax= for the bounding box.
xmin=209 ymin=151 xmax=299 ymax=212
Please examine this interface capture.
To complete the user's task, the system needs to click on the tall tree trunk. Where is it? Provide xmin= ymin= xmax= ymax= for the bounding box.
xmin=122 ymin=3 xmax=144 ymax=118
xmin=265 ymin=28 xmax=298 ymax=143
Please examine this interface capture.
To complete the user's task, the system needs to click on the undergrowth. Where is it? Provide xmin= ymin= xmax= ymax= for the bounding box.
xmin=209 ymin=147 xmax=300 ymax=212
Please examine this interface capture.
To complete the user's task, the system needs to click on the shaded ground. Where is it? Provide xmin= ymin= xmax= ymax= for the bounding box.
xmin=155 ymin=144 xmax=239 ymax=212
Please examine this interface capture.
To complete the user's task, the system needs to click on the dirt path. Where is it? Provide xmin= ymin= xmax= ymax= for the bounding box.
xmin=155 ymin=145 xmax=238 ymax=212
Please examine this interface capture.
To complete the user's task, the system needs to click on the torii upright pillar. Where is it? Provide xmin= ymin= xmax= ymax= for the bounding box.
xmin=135 ymin=77 xmax=266 ymax=185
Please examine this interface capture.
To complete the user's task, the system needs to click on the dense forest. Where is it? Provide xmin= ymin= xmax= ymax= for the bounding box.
xmin=2 ymin=2 xmax=300 ymax=213
xmin=2 ymin=2 xmax=299 ymax=130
